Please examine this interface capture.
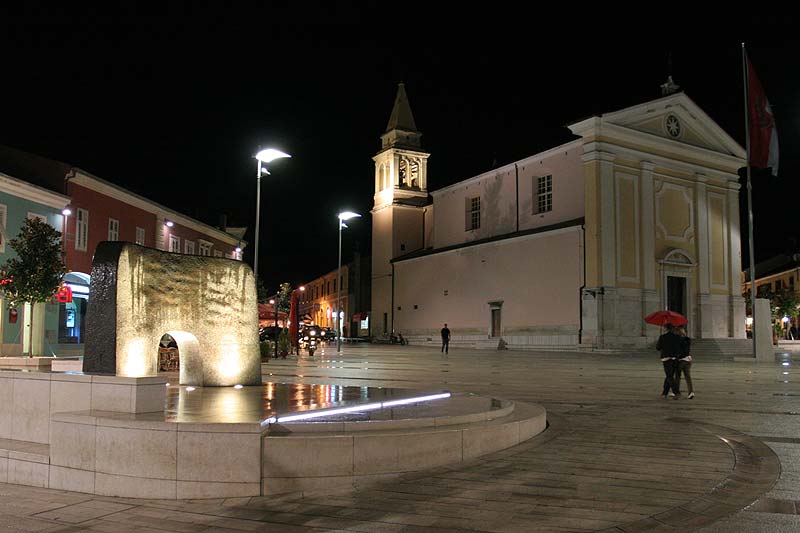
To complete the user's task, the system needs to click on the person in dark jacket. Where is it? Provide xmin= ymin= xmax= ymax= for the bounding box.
xmin=674 ymin=326 xmax=694 ymax=399
xmin=655 ymin=323 xmax=681 ymax=398
xmin=441 ymin=323 xmax=451 ymax=354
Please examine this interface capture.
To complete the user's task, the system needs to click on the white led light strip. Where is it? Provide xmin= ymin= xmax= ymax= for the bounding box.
xmin=260 ymin=392 xmax=452 ymax=425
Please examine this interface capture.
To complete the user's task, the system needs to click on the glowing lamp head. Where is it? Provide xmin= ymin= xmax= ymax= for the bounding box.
xmin=235 ymin=247 xmax=242 ymax=253
xmin=62 ymin=208 xmax=72 ymax=216
xmin=269 ymin=299 xmax=275 ymax=305
xmin=338 ymin=211 xmax=361 ymax=221
xmin=255 ymin=149 xmax=292 ymax=163
xmin=165 ymin=220 xmax=174 ymax=228
xmin=299 ymin=286 xmax=305 ymax=292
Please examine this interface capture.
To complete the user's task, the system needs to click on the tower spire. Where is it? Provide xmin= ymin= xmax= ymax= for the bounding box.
xmin=381 ymin=83 xmax=422 ymax=151
xmin=385 ymin=82 xmax=418 ymax=133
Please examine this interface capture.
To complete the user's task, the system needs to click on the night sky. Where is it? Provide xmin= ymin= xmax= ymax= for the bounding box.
xmin=2 ymin=8 xmax=799 ymax=292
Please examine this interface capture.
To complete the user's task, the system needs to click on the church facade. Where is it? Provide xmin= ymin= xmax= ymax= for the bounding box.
xmin=371 ymin=85 xmax=746 ymax=349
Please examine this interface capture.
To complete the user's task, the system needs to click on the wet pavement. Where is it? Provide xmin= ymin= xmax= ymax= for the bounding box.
xmin=2 ymin=344 xmax=800 ymax=531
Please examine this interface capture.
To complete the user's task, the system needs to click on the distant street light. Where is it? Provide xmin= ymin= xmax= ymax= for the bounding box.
xmin=337 ymin=211 xmax=361 ymax=352
xmin=253 ymin=148 xmax=291 ymax=281
xmin=269 ymin=298 xmax=278 ymax=359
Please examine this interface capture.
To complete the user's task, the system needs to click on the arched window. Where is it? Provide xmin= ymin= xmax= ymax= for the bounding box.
xmin=409 ymin=159 xmax=419 ymax=188
xmin=379 ymin=164 xmax=386 ymax=190
xmin=398 ymin=158 xmax=407 ymax=187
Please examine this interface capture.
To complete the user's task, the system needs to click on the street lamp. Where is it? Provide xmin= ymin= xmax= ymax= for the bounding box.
xmin=269 ymin=298 xmax=278 ymax=359
xmin=61 ymin=208 xmax=72 ymax=253
xmin=289 ymin=285 xmax=305 ymax=355
xmin=253 ymin=148 xmax=291 ymax=281
xmin=337 ymin=211 xmax=361 ymax=353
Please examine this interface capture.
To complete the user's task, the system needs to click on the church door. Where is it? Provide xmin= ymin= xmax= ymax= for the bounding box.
xmin=491 ymin=309 xmax=502 ymax=337
xmin=666 ymin=276 xmax=686 ymax=317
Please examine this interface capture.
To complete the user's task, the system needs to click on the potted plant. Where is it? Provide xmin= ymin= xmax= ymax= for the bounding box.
xmin=278 ymin=328 xmax=291 ymax=358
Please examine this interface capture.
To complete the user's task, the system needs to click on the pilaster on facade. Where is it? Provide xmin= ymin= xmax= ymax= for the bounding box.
xmin=640 ymin=161 xmax=656 ymax=291
xmin=695 ymin=173 xmax=710 ymax=295
xmin=598 ymin=153 xmax=617 ymax=288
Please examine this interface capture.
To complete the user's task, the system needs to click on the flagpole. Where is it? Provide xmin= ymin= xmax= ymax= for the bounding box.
xmin=742 ymin=42 xmax=758 ymax=358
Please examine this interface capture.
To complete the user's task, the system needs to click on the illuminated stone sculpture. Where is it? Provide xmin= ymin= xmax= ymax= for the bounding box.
xmin=84 ymin=242 xmax=261 ymax=386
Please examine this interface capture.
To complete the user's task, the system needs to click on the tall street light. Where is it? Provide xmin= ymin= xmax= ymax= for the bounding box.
xmin=253 ymin=149 xmax=291 ymax=281
xmin=337 ymin=211 xmax=361 ymax=353
xmin=269 ymin=298 xmax=278 ymax=359
xmin=61 ymin=208 xmax=72 ymax=254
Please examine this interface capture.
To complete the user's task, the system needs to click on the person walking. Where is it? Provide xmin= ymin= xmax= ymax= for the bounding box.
xmin=675 ymin=326 xmax=694 ymax=399
xmin=655 ymin=323 xmax=681 ymax=399
xmin=441 ymin=323 xmax=451 ymax=354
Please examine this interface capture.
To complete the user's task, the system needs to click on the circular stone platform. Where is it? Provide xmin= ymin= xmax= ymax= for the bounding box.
xmin=40 ymin=382 xmax=545 ymax=499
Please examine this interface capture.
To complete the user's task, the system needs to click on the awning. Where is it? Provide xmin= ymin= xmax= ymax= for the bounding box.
xmin=258 ymin=304 xmax=287 ymax=321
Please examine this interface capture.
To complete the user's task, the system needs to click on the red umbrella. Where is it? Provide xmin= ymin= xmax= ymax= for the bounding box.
xmin=644 ymin=310 xmax=687 ymax=326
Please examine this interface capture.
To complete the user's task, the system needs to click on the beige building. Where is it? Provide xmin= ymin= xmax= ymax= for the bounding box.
xmin=299 ymin=265 xmax=351 ymax=334
xmin=371 ymin=84 xmax=746 ymax=348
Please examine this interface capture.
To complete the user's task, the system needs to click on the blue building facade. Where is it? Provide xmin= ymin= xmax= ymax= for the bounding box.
xmin=0 ymin=171 xmax=70 ymax=356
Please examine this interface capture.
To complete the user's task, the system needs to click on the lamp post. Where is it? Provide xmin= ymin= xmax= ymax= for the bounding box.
xmin=61 ymin=208 xmax=72 ymax=254
xmin=337 ymin=211 xmax=361 ymax=353
xmin=269 ymin=298 xmax=278 ymax=359
xmin=253 ymin=149 xmax=291 ymax=281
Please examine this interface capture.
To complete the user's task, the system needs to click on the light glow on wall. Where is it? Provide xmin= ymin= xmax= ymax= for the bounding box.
xmin=218 ymin=334 xmax=242 ymax=378
xmin=122 ymin=337 xmax=147 ymax=377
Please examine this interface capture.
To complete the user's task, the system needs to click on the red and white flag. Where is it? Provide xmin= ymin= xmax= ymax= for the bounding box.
xmin=747 ymin=57 xmax=779 ymax=176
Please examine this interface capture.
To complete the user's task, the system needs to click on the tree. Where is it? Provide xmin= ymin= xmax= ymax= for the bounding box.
xmin=0 ymin=218 xmax=66 ymax=356
xmin=277 ymin=282 xmax=292 ymax=314
xmin=256 ymin=279 xmax=269 ymax=303
xmin=772 ymin=289 xmax=800 ymax=322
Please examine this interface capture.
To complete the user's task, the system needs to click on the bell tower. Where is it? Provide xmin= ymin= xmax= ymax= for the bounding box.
xmin=371 ymin=83 xmax=430 ymax=337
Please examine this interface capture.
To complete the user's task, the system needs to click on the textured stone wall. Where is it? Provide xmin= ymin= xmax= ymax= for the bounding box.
xmin=84 ymin=242 xmax=261 ymax=386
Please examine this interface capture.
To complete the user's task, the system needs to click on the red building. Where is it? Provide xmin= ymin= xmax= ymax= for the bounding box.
xmin=0 ymin=146 xmax=247 ymax=350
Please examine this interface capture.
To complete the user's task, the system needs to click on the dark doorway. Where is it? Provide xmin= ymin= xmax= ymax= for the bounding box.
xmin=667 ymin=276 xmax=686 ymax=317
xmin=491 ymin=308 xmax=502 ymax=337
xmin=383 ymin=313 xmax=388 ymax=335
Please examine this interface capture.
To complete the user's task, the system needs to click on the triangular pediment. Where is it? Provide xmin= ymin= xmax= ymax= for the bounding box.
xmin=600 ymin=93 xmax=745 ymax=159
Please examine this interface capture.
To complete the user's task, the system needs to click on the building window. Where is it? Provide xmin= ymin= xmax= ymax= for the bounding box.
xmin=0 ymin=204 xmax=7 ymax=253
xmin=776 ymin=279 xmax=783 ymax=292
xmin=169 ymin=235 xmax=180 ymax=252
xmin=108 ymin=218 xmax=119 ymax=241
xmin=466 ymin=196 xmax=481 ymax=231
xmin=75 ymin=208 xmax=89 ymax=251
xmin=333 ymin=279 xmax=337 ymax=293
xmin=213 ymin=250 xmax=223 ymax=257
xmin=199 ymin=242 xmax=212 ymax=256
xmin=536 ymin=175 xmax=553 ymax=214
xmin=135 ymin=227 xmax=146 ymax=246
xmin=185 ymin=240 xmax=195 ymax=254
xmin=27 ymin=212 xmax=48 ymax=224
xmin=791 ymin=276 xmax=795 ymax=290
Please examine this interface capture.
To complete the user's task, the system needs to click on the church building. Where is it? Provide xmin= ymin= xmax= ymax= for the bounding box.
xmin=371 ymin=84 xmax=746 ymax=349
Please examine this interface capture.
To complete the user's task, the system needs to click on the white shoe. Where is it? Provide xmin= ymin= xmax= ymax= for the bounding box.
xmin=688 ymin=392 xmax=694 ymax=399
xmin=668 ymin=391 xmax=675 ymax=397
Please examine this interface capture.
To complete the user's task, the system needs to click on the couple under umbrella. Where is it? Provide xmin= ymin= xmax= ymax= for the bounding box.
xmin=646 ymin=310 xmax=694 ymax=399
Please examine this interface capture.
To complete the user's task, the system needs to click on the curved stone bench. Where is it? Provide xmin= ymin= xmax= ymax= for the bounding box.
xmin=261 ymin=400 xmax=546 ymax=496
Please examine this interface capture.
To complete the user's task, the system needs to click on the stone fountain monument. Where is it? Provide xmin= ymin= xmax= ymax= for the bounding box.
xmin=83 ymin=242 xmax=261 ymax=386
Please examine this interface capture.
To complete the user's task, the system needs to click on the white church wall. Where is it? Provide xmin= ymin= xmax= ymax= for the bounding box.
xmin=393 ymin=226 xmax=582 ymax=348
xmin=517 ymin=144 xmax=584 ymax=233
xmin=430 ymin=141 xmax=583 ymax=251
